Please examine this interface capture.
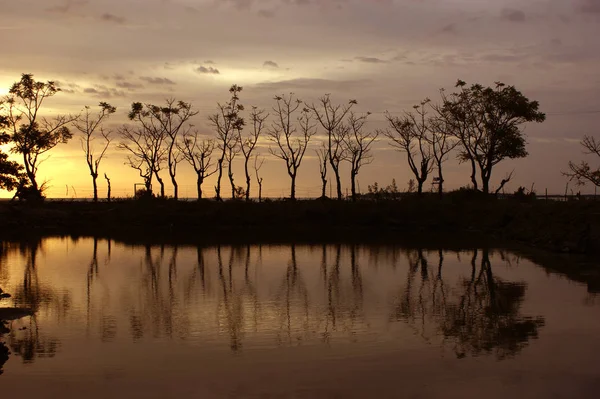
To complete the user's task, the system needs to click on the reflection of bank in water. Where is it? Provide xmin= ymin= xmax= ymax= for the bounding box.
xmin=1 ymin=288 xmax=34 ymax=376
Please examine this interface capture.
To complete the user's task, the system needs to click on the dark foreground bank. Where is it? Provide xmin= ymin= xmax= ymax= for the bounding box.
xmin=1 ymin=196 xmax=599 ymax=254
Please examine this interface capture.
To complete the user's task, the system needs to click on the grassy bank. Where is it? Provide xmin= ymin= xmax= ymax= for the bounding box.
xmin=1 ymin=196 xmax=599 ymax=254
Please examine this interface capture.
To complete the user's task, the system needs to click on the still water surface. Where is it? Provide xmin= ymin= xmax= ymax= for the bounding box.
xmin=1 ymin=238 xmax=599 ymax=398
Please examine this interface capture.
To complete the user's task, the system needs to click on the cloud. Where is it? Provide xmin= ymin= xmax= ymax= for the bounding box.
xmin=580 ymin=0 xmax=600 ymax=13
xmin=116 ymin=81 xmax=143 ymax=90
xmin=355 ymin=56 xmax=388 ymax=64
xmin=263 ymin=60 xmax=279 ymax=68
xmin=196 ymin=66 xmax=220 ymax=74
xmin=441 ymin=23 xmax=457 ymax=34
xmin=258 ymin=9 xmax=275 ymax=18
xmin=100 ymin=13 xmax=126 ymax=24
xmin=139 ymin=76 xmax=176 ymax=85
xmin=83 ymin=85 xmax=125 ymax=98
xmin=204 ymin=60 xmax=216 ymax=64
xmin=253 ymin=78 xmax=370 ymax=92
xmin=46 ymin=0 xmax=88 ymax=14
xmin=501 ymin=8 xmax=526 ymax=22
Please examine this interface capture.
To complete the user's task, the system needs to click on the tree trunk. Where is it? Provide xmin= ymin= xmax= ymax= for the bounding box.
xmin=332 ymin=165 xmax=342 ymax=200
xmin=258 ymin=179 xmax=263 ymax=203
xmin=171 ymin=175 xmax=178 ymax=200
xmin=245 ymin=159 xmax=251 ymax=202
xmin=105 ymin=175 xmax=111 ymax=202
xmin=197 ymin=175 xmax=203 ymax=200
xmin=469 ymin=158 xmax=478 ymax=191
xmin=350 ymin=170 xmax=357 ymax=202
xmin=321 ymin=177 xmax=327 ymax=198
xmin=290 ymin=174 xmax=296 ymax=200
xmin=215 ymin=158 xmax=224 ymax=201
xmin=417 ymin=179 xmax=424 ymax=195
xmin=155 ymin=172 xmax=165 ymax=198
xmin=92 ymin=173 xmax=98 ymax=202
xmin=228 ymin=165 xmax=235 ymax=199
xmin=24 ymin=154 xmax=37 ymax=191
xmin=437 ymin=164 xmax=444 ymax=198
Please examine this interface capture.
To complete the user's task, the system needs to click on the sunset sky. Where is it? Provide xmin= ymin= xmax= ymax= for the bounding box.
xmin=1 ymin=0 xmax=599 ymax=198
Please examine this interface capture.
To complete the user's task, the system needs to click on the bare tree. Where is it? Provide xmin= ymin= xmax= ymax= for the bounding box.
xmin=179 ymin=131 xmax=217 ymax=199
xmin=240 ymin=107 xmax=268 ymax=201
xmin=209 ymin=85 xmax=245 ymax=201
xmin=316 ymin=143 xmax=329 ymax=199
xmin=307 ymin=95 xmax=356 ymax=200
xmin=383 ymin=99 xmax=434 ymax=194
xmin=564 ymin=135 xmax=600 ymax=188
xmin=3 ymin=74 xmax=78 ymax=196
xmin=268 ymin=94 xmax=316 ymax=200
xmin=254 ymin=153 xmax=265 ymax=202
xmin=342 ymin=112 xmax=379 ymax=201
xmin=72 ymin=102 xmax=116 ymax=202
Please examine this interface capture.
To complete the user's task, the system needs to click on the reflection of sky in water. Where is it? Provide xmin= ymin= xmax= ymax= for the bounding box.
xmin=1 ymin=238 xmax=599 ymax=398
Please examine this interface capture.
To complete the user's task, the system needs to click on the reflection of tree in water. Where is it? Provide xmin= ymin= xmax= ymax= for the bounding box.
xmin=2 ymin=240 xmax=63 ymax=366
xmin=321 ymin=244 xmax=365 ymax=343
xmin=391 ymin=247 xmax=545 ymax=359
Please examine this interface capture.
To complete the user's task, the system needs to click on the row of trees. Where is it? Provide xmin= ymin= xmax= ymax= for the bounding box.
xmin=1 ymin=74 xmax=553 ymax=201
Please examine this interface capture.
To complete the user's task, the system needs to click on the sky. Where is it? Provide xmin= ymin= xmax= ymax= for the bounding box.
xmin=1 ymin=0 xmax=599 ymax=199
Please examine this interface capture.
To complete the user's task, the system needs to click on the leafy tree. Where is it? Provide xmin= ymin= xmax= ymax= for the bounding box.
xmin=209 ymin=85 xmax=245 ymax=201
xmin=72 ymin=102 xmax=116 ymax=202
xmin=2 ymin=73 xmax=77 ymax=195
xmin=268 ymin=94 xmax=315 ymax=200
xmin=439 ymin=81 xmax=545 ymax=194
xmin=0 ymin=117 xmax=23 ymax=191
xmin=564 ymin=135 xmax=600 ymax=188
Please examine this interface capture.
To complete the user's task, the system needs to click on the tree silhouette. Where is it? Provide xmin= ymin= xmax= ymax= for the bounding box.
xmin=0 ymin=128 xmax=23 ymax=193
xmin=315 ymin=143 xmax=329 ymax=198
xmin=2 ymin=74 xmax=77 ymax=197
xmin=72 ymin=102 xmax=116 ymax=202
xmin=240 ymin=107 xmax=268 ymax=201
xmin=342 ymin=112 xmax=378 ymax=201
xmin=179 ymin=132 xmax=216 ymax=199
xmin=307 ymin=95 xmax=356 ymax=200
xmin=209 ymin=85 xmax=245 ymax=201
xmin=268 ymin=94 xmax=316 ymax=200
xmin=383 ymin=99 xmax=434 ymax=195
xmin=439 ymin=81 xmax=545 ymax=194
xmin=429 ymin=104 xmax=460 ymax=196
xmin=253 ymin=153 xmax=265 ymax=202
xmin=564 ymin=135 xmax=600 ymax=188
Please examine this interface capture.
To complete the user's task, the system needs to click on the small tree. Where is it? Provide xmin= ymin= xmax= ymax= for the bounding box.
xmin=316 ymin=143 xmax=329 ymax=199
xmin=72 ymin=102 xmax=116 ymax=202
xmin=429 ymin=104 xmax=459 ymax=196
xmin=104 ymin=173 xmax=111 ymax=202
xmin=179 ymin=132 xmax=217 ymax=200
xmin=342 ymin=112 xmax=378 ymax=201
xmin=0 ymin=132 xmax=23 ymax=193
xmin=225 ymin=134 xmax=241 ymax=199
xmin=209 ymin=85 xmax=245 ymax=201
xmin=440 ymin=81 xmax=545 ymax=194
xmin=3 ymin=73 xmax=77 ymax=195
xmin=268 ymin=94 xmax=315 ymax=200
xmin=307 ymin=95 xmax=356 ymax=200
xmin=564 ymin=135 xmax=600 ymax=188
xmin=240 ymin=107 xmax=268 ymax=201
xmin=383 ymin=100 xmax=434 ymax=194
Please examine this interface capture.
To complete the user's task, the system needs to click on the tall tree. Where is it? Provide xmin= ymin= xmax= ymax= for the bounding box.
xmin=72 ymin=102 xmax=116 ymax=202
xmin=240 ymin=107 xmax=268 ymax=201
xmin=564 ymin=135 xmax=600 ymax=188
xmin=440 ymin=81 xmax=545 ymax=194
xmin=268 ymin=94 xmax=315 ymax=200
xmin=179 ymin=132 xmax=217 ymax=200
xmin=342 ymin=112 xmax=379 ymax=201
xmin=2 ymin=73 xmax=77 ymax=196
xmin=315 ymin=143 xmax=329 ymax=199
xmin=383 ymin=99 xmax=435 ymax=194
xmin=225 ymin=133 xmax=241 ymax=199
xmin=307 ymin=95 xmax=356 ymax=200
xmin=209 ymin=85 xmax=245 ymax=201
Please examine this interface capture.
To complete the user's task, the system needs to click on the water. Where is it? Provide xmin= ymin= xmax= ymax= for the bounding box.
xmin=1 ymin=238 xmax=599 ymax=398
